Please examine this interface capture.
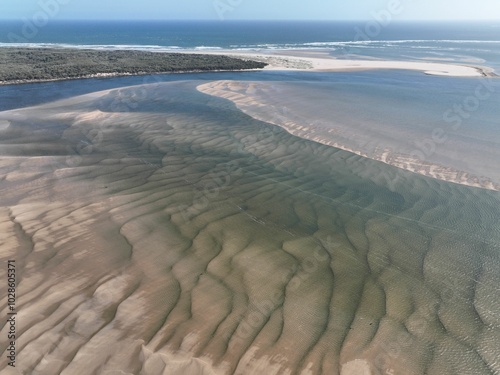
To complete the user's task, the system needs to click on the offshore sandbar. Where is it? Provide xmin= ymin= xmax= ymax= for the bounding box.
xmin=197 ymin=79 xmax=500 ymax=191
xmin=1 ymin=47 xmax=495 ymax=87
xmin=185 ymin=49 xmax=496 ymax=77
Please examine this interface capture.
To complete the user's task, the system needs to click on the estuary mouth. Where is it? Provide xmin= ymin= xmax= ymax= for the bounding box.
xmin=1 ymin=80 xmax=499 ymax=375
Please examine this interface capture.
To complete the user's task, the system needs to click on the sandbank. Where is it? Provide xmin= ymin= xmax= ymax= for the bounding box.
xmin=186 ymin=49 xmax=496 ymax=77
xmin=1 ymin=83 xmax=499 ymax=374
xmin=197 ymin=79 xmax=500 ymax=191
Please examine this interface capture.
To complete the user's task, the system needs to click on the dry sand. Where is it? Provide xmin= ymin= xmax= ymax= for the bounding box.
xmin=185 ymin=49 xmax=495 ymax=77
xmin=1 ymin=82 xmax=499 ymax=375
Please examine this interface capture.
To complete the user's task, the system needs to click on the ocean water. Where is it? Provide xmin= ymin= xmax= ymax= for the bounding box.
xmin=1 ymin=20 xmax=500 ymax=71
xmin=1 ymin=20 xmax=499 ymax=187
xmin=1 ymin=20 xmax=500 ymax=374
xmin=1 ymin=20 xmax=500 ymax=47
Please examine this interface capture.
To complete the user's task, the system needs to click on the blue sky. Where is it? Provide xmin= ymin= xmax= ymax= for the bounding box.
xmin=2 ymin=0 xmax=499 ymax=20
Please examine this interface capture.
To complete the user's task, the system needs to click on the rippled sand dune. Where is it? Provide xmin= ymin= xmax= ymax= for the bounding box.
xmin=1 ymin=82 xmax=500 ymax=375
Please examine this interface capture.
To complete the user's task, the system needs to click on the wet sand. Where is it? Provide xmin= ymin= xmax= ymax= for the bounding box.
xmin=1 ymin=82 xmax=499 ymax=375
xmin=197 ymin=79 xmax=500 ymax=191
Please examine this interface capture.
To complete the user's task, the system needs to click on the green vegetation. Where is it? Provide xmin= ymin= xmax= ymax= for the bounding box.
xmin=0 ymin=48 xmax=268 ymax=83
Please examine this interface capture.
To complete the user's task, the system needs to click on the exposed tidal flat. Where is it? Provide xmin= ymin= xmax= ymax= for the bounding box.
xmin=198 ymin=74 xmax=500 ymax=191
xmin=0 ymin=80 xmax=500 ymax=375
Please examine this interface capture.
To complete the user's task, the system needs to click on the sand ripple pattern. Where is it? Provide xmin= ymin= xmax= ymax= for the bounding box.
xmin=197 ymin=80 xmax=500 ymax=191
xmin=1 ymin=82 xmax=500 ymax=375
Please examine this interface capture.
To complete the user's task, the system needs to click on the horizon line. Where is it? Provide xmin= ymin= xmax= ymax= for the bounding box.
xmin=1 ymin=18 xmax=500 ymax=22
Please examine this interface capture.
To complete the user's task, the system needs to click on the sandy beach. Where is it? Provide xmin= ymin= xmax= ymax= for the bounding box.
xmin=1 ymin=81 xmax=499 ymax=375
xmin=0 ymin=47 xmax=495 ymax=87
xmin=187 ymin=49 xmax=496 ymax=77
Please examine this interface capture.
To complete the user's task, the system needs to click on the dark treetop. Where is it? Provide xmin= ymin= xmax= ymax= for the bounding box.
xmin=0 ymin=48 xmax=268 ymax=84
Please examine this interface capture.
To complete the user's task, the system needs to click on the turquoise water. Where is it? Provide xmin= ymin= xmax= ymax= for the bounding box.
xmin=1 ymin=20 xmax=499 ymax=47
xmin=212 ymin=72 xmax=500 ymax=186
xmin=2 ymin=68 xmax=499 ymax=185
xmin=1 ymin=20 xmax=500 ymax=71
xmin=1 ymin=20 xmax=500 ymax=374
xmin=1 ymin=80 xmax=499 ymax=374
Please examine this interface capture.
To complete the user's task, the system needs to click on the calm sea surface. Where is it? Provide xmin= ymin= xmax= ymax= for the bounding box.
xmin=1 ymin=20 xmax=500 ymax=70
xmin=1 ymin=21 xmax=500 ymax=374
xmin=0 ymin=21 xmax=499 ymax=182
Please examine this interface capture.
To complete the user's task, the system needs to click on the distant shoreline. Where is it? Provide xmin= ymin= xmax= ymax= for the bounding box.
xmin=1 ymin=47 xmax=496 ymax=86
xmin=185 ymin=49 xmax=498 ymax=78
xmin=0 ymin=48 xmax=268 ymax=85
xmin=0 ymin=69 xmax=264 ymax=86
